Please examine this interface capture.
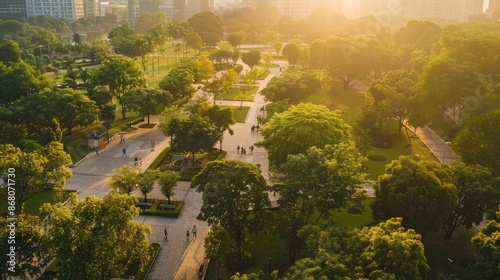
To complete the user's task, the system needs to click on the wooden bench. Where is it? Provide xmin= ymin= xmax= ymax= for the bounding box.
xmin=158 ymin=204 xmax=176 ymax=210
xmin=135 ymin=202 xmax=152 ymax=208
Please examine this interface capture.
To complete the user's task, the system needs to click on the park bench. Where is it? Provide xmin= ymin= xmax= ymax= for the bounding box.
xmin=158 ymin=204 xmax=176 ymax=210
xmin=135 ymin=202 xmax=152 ymax=208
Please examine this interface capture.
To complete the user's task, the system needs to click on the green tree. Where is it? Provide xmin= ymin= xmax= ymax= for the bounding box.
xmin=0 ymin=214 xmax=47 ymax=279
xmin=241 ymin=50 xmax=261 ymax=68
xmin=169 ymin=114 xmax=219 ymax=162
xmin=188 ymin=11 xmax=222 ymax=45
xmin=137 ymin=169 xmax=158 ymax=203
xmin=257 ymin=103 xmax=352 ymax=167
xmin=442 ymin=163 xmax=499 ymax=240
xmin=260 ymin=69 xmax=321 ymax=104
xmin=0 ymin=142 xmax=72 ymax=207
xmin=158 ymin=171 xmax=180 ymax=204
xmin=123 ymin=88 xmax=172 ymax=124
xmin=203 ymin=77 xmax=224 ymax=104
xmin=0 ymin=40 xmax=21 ymax=63
xmin=196 ymin=51 xmax=215 ymax=81
xmin=159 ymin=67 xmax=196 ymax=101
xmin=202 ymin=105 xmax=235 ymax=150
xmin=227 ymin=32 xmax=244 ymax=48
xmin=372 ymin=157 xmax=457 ymax=235
xmin=40 ymin=192 xmax=152 ymax=280
xmin=90 ymin=56 xmax=146 ymax=118
xmin=109 ymin=165 xmax=139 ymax=194
xmin=289 ymin=217 xmax=430 ymax=279
xmin=282 ymin=43 xmax=300 ymax=65
xmin=0 ymin=62 xmax=50 ymax=106
xmin=452 ymin=108 xmax=500 ymax=176
xmin=272 ymin=144 xmax=366 ymax=262
xmin=468 ymin=211 xmax=500 ymax=280
xmin=192 ymin=160 xmax=270 ymax=263
xmin=393 ymin=20 xmax=441 ymax=49
xmin=204 ymin=223 xmax=232 ymax=279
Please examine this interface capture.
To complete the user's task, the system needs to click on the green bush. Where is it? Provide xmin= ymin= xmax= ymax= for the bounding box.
xmin=140 ymin=199 xmax=184 ymax=218
xmin=148 ymin=147 xmax=171 ymax=170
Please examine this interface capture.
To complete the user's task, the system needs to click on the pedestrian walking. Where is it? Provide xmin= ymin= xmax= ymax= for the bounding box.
xmin=139 ymin=159 xmax=142 ymax=167
xmin=186 ymin=230 xmax=190 ymax=240
xmin=164 ymin=228 xmax=168 ymax=241
xmin=192 ymin=225 xmax=197 ymax=238
xmin=237 ymin=145 xmax=240 ymax=153
xmin=122 ymin=148 xmax=127 ymax=157
xmin=250 ymin=146 xmax=254 ymax=153
xmin=94 ymin=147 xmax=99 ymax=155
xmin=251 ymin=125 xmax=255 ymax=133
xmin=120 ymin=135 xmax=125 ymax=143
xmin=134 ymin=157 xmax=138 ymax=166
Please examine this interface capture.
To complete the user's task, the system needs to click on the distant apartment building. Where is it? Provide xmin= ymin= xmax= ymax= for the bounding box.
xmin=26 ymin=0 xmax=85 ymax=21
xmin=486 ymin=0 xmax=500 ymax=17
xmin=85 ymin=0 xmax=100 ymax=17
xmin=386 ymin=0 xmax=483 ymax=21
xmin=127 ymin=0 xmax=211 ymax=19
xmin=244 ymin=0 xmax=341 ymax=19
xmin=0 ymin=0 xmax=27 ymax=19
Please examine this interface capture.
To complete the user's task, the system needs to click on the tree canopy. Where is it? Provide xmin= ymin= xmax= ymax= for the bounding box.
xmin=257 ymin=103 xmax=352 ymax=167
xmin=0 ymin=142 xmax=72 ymax=206
xmin=372 ymin=156 xmax=457 ymax=235
xmin=288 ymin=217 xmax=430 ymax=279
xmin=452 ymin=108 xmax=500 ymax=176
xmin=40 ymin=192 xmax=152 ymax=280
xmin=89 ymin=56 xmax=146 ymax=118
xmin=192 ymin=160 xmax=270 ymax=262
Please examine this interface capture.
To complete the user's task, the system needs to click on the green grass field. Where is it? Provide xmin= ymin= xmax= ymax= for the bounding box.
xmin=23 ymin=189 xmax=77 ymax=218
xmin=225 ymin=106 xmax=250 ymax=123
xmin=219 ymin=86 xmax=259 ymax=101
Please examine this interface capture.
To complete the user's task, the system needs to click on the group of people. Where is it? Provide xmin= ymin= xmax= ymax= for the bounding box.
xmin=163 ymin=225 xmax=197 ymax=241
xmin=134 ymin=157 xmax=142 ymax=167
xmin=251 ymin=124 xmax=261 ymax=133
xmin=237 ymin=145 xmax=254 ymax=155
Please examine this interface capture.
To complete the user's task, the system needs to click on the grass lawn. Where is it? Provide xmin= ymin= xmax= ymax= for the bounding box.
xmin=424 ymin=227 xmax=480 ymax=279
xmin=219 ymin=86 xmax=259 ymax=101
xmin=225 ymin=106 xmax=250 ymax=123
xmin=331 ymin=198 xmax=375 ymax=228
xmin=306 ymin=86 xmax=365 ymax=126
xmin=23 ymin=189 xmax=77 ymax=218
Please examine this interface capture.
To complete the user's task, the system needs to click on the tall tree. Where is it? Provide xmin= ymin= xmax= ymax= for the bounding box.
xmin=204 ymin=223 xmax=232 ymax=279
xmin=39 ymin=192 xmax=152 ymax=280
xmin=195 ymin=51 xmax=215 ymax=82
xmin=260 ymin=69 xmax=321 ymax=104
xmin=468 ymin=211 xmax=500 ymax=280
xmin=123 ymin=88 xmax=172 ymax=124
xmin=90 ymin=56 xmax=146 ymax=118
xmin=257 ymin=103 xmax=352 ymax=167
xmin=168 ymin=114 xmax=219 ymax=162
xmin=0 ymin=142 xmax=72 ymax=207
xmin=272 ymin=144 xmax=366 ymax=262
xmin=289 ymin=218 xmax=430 ymax=279
xmin=202 ymin=105 xmax=235 ymax=150
xmin=192 ymin=160 xmax=270 ymax=263
xmin=372 ymin=157 xmax=457 ymax=235
xmin=0 ymin=62 xmax=51 ymax=106
xmin=158 ymin=171 xmax=180 ymax=204
xmin=109 ymin=165 xmax=139 ymax=194
xmin=159 ymin=67 xmax=196 ymax=101
xmin=452 ymin=108 xmax=500 ymax=176
xmin=442 ymin=163 xmax=499 ymax=240
xmin=241 ymin=50 xmax=261 ymax=68
xmin=187 ymin=11 xmax=222 ymax=45
xmin=0 ymin=214 xmax=48 ymax=279
xmin=137 ymin=169 xmax=158 ymax=203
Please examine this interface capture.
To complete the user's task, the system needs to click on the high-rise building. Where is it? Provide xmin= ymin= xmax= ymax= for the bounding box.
xmin=26 ymin=0 xmax=85 ymax=21
xmin=128 ymin=0 xmax=211 ymax=20
xmin=244 ymin=0 xmax=341 ymax=20
xmin=85 ymin=0 xmax=100 ymax=17
xmin=486 ymin=0 xmax=500 ymax=17
xmin=0 ymin=0 xmax=27 ymax=19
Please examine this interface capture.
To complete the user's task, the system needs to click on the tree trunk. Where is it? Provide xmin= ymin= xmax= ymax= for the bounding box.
xmin=236 ymin=230 xmax=242 ymax=263
xmin=144 ymin=194 xmax=148 ymax=203
xmin=147 ymin=114 xmax=150 ymax=125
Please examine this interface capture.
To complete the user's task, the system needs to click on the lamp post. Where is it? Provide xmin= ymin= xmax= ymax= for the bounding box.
xmin=442 ymin=141 xmax=451 ymax=163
